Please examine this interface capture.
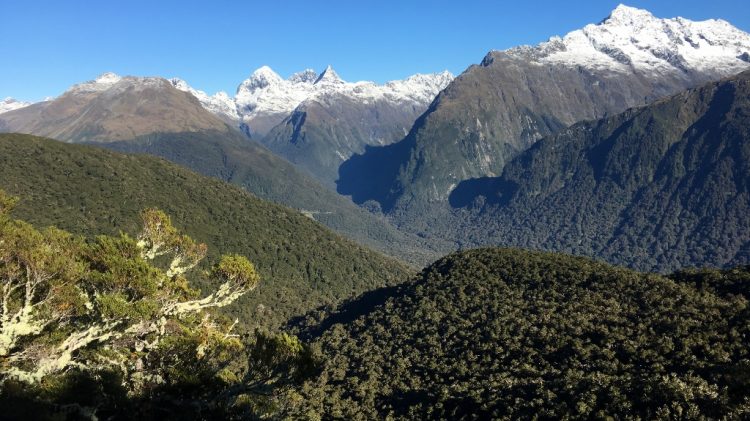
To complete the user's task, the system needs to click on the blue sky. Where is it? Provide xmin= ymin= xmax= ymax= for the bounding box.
xmin=1 ymin=0 xmax=748 ymax=101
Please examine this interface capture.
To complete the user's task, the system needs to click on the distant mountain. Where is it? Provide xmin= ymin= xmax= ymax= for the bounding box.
xmin=447 ymin=70 xmax=750 ymax=272
xmin=167 ymin=66 xmax=453 ymax=188
xmin=0 ymin=73 xmax=230 ymax=142
xmin=234 ymin=66 xmax=452 ymax=139
xmin=260 ymin=70 xmax=453 ymax=187
xmin=0 ymin=133 xmax=409 ymax=329
xmin=291 ymin=248 xmax=750 ymax=419
xmin=0 ymin=74 xmax=447 ymax=265
xmin=340 ymin=5 xmax=750 ymax=224
xmin=169 ymin=77 xmax=238 ymax=125
xmin=0 ymin=97 xmax=32 ymax=114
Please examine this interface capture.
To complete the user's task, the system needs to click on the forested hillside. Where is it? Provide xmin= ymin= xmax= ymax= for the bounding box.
xmin=290 ymin=248 xmax=750 ymax=419
xmin=447 ymin=70 xmax=750 ymax=272
xmin=0 ymin=133 xmax=409 ymax=329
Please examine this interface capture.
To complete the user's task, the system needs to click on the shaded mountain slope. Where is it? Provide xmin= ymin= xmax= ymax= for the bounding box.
xmin=259 ymin=71 xmax=452 ymax=188
xmin=449 ymin=70 xmax=750 ymax=272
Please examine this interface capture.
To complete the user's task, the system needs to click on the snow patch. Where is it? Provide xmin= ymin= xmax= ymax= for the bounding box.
xmin=0 ymin=97 xmax=32 ymax=114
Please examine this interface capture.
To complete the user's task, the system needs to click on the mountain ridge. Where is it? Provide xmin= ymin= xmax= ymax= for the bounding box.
xmin=0 ymin=77 xmax=448 ymax=266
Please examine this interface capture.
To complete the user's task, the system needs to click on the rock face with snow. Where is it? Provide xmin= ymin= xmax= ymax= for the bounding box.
xmin=0 ymin=73 xmax=230 ymax=142
xmin=255 ymin=67 xmax=454 ymax=187
xmin=169 ymin=78 xmax=238 ymax=125
xmin=338 ymin=4 xmax=750 ymax=224
xmin=234 ymin=65 xmax=453 ymax=140
xmin=0 ymin=98 xmax=32 ymax=115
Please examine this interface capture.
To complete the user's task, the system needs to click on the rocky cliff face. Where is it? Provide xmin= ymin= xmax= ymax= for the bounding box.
xmin=261 ymin=71 xmax=453 ymax=187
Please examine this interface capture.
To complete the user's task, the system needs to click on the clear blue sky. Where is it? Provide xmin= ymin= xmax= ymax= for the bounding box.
xmin=1 ymin=0 xmax=748 ymax=101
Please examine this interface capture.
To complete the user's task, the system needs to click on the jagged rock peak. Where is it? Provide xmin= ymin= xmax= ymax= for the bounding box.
xmin=315 ymin=65 xmax=344 ymax=84
xmin=289 ymin=69 xmax=319 ymax=84
xmin=603 ymin=4 xmax=655 ymax=25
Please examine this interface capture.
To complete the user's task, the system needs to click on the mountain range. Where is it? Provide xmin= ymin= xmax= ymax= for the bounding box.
xmin=0 ymin=73 xmax=450 ymax=266
xmin=170 ymin=65 xmax=453 ymax=188
xmin=2 ymin=4 xmax=750 ymax=274
xmin=4 ymin=3 xmax=750 ymax=418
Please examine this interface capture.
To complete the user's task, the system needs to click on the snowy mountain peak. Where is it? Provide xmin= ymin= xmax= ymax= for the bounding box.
xmin=605 ymin=4 xmax=655 ymax=25
xmin=95 ymin=72 xmax=122 ymax=84
xmin=500 ymin=5 xmax=750 ymax=77
xmin=168 ymin=77 xmax=238 ymax=122
xmin=234 ymin=66 xmax=453 ymax=136
xmin=289 ymin=69 xmax=318 ymax=84
xmin=315 ymin=65 xmax=344 ymax=84
xmin=0 ymin=97 xmax=32 ymax=114
xmin=242 ymin=66 xmax=283 ymax=91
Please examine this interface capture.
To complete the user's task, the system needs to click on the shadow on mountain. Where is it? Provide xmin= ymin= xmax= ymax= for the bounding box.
xmin=336 ymin=99 xmax=445 ymax=213
xmin=336 ymin=135 xmax=415 ymax=212
xmin=289 ymin=282 xmax=412 ymax=341
xmin=448 ymin=177 xmax=519 ymax=208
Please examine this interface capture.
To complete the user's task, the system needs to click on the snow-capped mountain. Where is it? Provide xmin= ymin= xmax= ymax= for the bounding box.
xmin=235 ymin=66 xmax=453 ymax=187
xmin=169 ymin=78 xmax=238 ymax=124
xmin=234 ymin=65 xmax=453 ymax=137
xmin=0 ymin=73 xmax=229 ymax=142
xmin=0 ymin=98 xmax=32 ymax=114
xmin=338 ymin=4 xmax=750 ymax=226
xmin=502 ymin=4 xmax=750 ymax=77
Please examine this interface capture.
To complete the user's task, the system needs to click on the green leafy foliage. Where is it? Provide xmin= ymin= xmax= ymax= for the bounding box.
xmin=291 ymin=248 xmax=750 ymax=419
xmin=0 ymin=191 xmax=318 ymax=419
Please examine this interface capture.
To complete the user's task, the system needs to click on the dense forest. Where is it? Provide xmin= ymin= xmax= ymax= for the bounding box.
xmin=288 ymin=248 xmax=750 ymax=419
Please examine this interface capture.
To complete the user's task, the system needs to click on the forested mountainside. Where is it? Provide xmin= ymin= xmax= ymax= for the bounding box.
xmin=0 ymin=133 xmax=410 ymax=329
xmin=102 ymin=130 xmax=449 ymax=266
xmin=443 ymin=70 xmax=750 ymax=272
xmin=290 ymin=248 xmax=750 ymax=419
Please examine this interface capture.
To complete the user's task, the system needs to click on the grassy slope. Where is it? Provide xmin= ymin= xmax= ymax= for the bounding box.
xmin=0 ymin=133 xmax=410 ymax=329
